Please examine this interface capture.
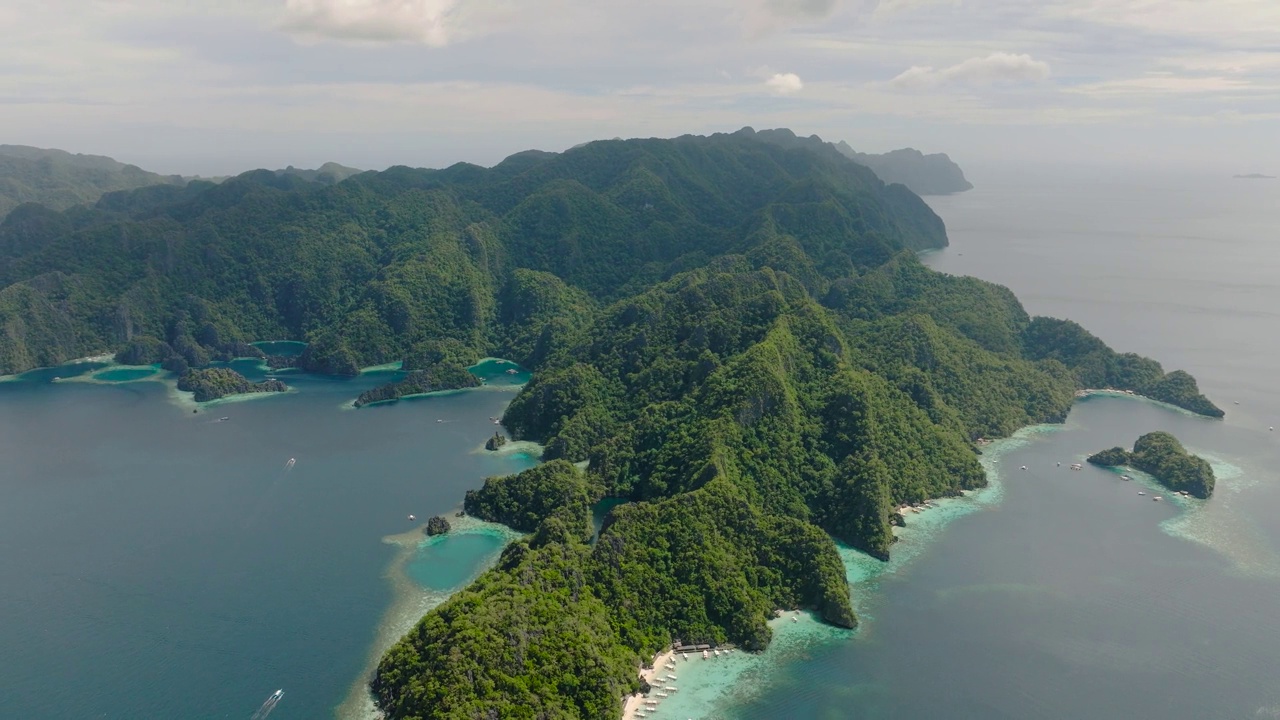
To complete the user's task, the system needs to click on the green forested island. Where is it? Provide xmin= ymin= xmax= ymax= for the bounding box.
xmin=0 ymin=129 xmax=1221 ymax=718
xmin=175 ymin=367 xmax=287 ymax=402
xmin=1088 ymin=432 xmax=1215 ymax=498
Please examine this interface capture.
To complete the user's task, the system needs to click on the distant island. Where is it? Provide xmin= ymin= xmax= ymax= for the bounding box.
xmin=0 ymin=129 xmax=1222 ymax=719
xmin=835 ymin=143 xmax=973 ymax=195
xmin=732 ymin=127 xmax=973 ymax=195
xmin=176 ymin=367 xmax=287 ymax=402
xmin=1087 ymin=431 xmax=1215 ymax=498
xmin=1234 ymin=173 xmax=1275 ymax=180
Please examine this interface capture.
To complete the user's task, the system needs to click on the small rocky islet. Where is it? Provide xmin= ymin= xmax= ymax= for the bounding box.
xmin=1088 ymin=431 xmax=1215 ymax=498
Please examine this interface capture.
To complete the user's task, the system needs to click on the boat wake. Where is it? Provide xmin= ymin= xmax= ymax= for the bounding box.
xmin=250 ymin=689 xmax=283 ymax=719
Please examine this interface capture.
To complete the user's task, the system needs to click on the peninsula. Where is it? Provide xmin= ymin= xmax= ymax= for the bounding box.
xmin=1088 ymin=431 xmax=1215 ymax=498
xmin=0 ymin=129 xmax=1220 ymax=719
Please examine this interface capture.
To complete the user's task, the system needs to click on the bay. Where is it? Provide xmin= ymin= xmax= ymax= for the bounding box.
xmin=0 ymin=363 xmax=531 ymax=719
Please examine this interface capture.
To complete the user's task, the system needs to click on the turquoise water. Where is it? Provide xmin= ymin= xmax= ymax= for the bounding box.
xmin=93 ymin=365 xmax=161 ymax=382
xmin=0 ymin=360 xmax=531 ymax=719
xmin=469 ymin=357 xmax=532 ymax=386
xmin=405 ymin=532 xmax=509 ymax=591
xmin=252 ymin=340 xmax=308 ymax=357
xmin=12 ymin=360 xmax=110 ymax=383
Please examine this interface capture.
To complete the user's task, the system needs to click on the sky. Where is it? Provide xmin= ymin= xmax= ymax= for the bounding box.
xmin=1 ymin=0 xmax=1278 ymax=175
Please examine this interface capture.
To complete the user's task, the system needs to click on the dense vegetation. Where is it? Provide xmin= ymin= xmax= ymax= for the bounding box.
xmin=1088 ymin=432 xmax=1215 ymax=498
xmin=425 ymin=516 xmax=451 ymax=536
xmin=0 ymin=145 xmax=186 ymax=219
xmin=175 ymin=367 xmax=287 ymax=402
xmin=0 ymin=129 xmax=1222 ymax=718
xmin=353 ymin=362 xmax=480 ymax=407
xmin=1087 ymin=447 xmax=1131 ymax=467
xmin=1022 ymin=318 xmax=1223 ymax=417
xmin=736 ymin=128 xmax=972 ymax=195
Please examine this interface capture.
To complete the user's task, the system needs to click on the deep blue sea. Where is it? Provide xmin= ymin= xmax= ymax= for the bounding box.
xmin=0 ymin=360 xmax=533 ymax=719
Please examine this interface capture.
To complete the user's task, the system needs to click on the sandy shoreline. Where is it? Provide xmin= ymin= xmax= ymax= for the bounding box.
xmin=621 ymin=648 xmax=677 ymax=720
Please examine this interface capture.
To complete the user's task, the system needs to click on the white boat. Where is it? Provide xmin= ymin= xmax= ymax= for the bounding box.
xmin=1121 ymin=475 xmax=1132 ymax=480
xmin=1153 ymin=496 xmax=1162 ymax=501
xmin=656 ymin=692 xmax=668 ymax=698
xmin=1138 ymin=491 xmax=1146 ymax=496
xmin=713 ymin=649 xmax=720 ymax=656
xmin=791 ymin=616 xmax=798 ymax=622
xmin=702 ymin=650 xmax=708 ymax=659
xmin=408 ymin=514 xmax=416 ymax=521
xmin=1021 ymin=465 xmax=1027 ymax=470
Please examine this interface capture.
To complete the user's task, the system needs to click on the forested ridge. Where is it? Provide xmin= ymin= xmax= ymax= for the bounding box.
xmin=0 ymin=145 xmax=186 ymax=219
xmin=0 ymin=129 xmax=1221 ymax=719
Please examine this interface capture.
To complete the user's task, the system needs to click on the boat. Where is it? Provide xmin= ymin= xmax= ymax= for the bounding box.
xmin=702 ymin=650 xmax=709 ymax=659
xmin=1138 ymin=491 xmax=1146 ymax=496
xmin=285 ymin=457 xmax=296 ymax=469
xmin=271 ymin=689 xmax=283 ymax=700
xmin=791 ymin=616 xmax=798 ymax=622
xmin=218 ymin=416 xmax=230 ymax=422
xmin=1020 ymin=465 xmax=1027 ymax=470
xmin=656 ymin=692 xmax=668 ymax=698
xmin=408 ymin=514 xmax=416 ymax=521
xmin=1153 ymin=496 xmax=1162 ymax=501
xmin=713 ymin=649 xmax=720 ymax=656
xmin=1121 ymin=475 xmax=1132 ymax=480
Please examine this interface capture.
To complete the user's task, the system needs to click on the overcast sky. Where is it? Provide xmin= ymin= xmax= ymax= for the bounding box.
xmin=2 ymin=0 xmax=1277 ymax=175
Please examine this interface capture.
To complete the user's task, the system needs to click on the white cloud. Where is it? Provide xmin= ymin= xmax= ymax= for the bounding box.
xmin=279 ymin=0 xmax=464 ymax=45
xmin=765 ymin=72 xmax=805 ymax=94
xmin=888 ymin=52 xmax=1051 ymax=89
